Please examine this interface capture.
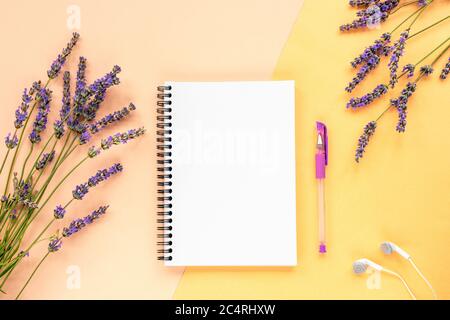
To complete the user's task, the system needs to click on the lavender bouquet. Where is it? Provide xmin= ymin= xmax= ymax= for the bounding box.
xmin=0 ymin=33 xmax=145 ymax=299
xmin=340 ymin=0 xmax=449 ymax=161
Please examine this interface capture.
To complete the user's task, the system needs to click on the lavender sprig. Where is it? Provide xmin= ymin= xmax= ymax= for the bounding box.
xmin=351 ymin=33 xmax=391 ymax=68
xmin=355 ymin=121 xmax=377 ymax=162
xmin=75 ymin=56 xmax=87 ymax=97
xmin=54 ymin=72 xmax=71 ymax=139
xmin=439 ymin=57 xmax=449 ymax=80
xmin=90 ymin=103 xmax=136 ymax=134
xmin=48 ymin=237 xmax=63 ymax=252
xmin=349 ymin=0 xmax=380 ymax=8
xmin=5 ymin=133 xmax=19 ymax=149
xmin=53 ymin=205 xmax=66 ymax=219
xmin=14 ymin=82 xmax=41 ymax=129
xmin=35 ymin=151 xmax=55 ymax=171
xmin=346 ymin=55 xmax=380 ymax=92
xmin=99 ymin=127 xmax=145 ymax=151
xmin=79 ymin=130 xmax=91 ymax=145
xmin=47 ymin=32 xmax=80 ymax=79
xmin=390 ymin=82 xmax=417 ymax=132
xmin=388 ymin=30 xmax=409 ymax=88
xmin=69 ymin=57 xmax=88 ymax=125
xmin=82 ymin=65 xmax=122 ymax=121
xmin=419 ymin=65 xmax=434 ymax=76
xmin=29 ymin=88 xmax=52 ymax=144
xmin=62 ymin=206 xmax=109 ymax=238
xmin=347 ymin=84 xmax=388 ymax=109
xmin=402 ymin=63 xmax=415 ymax=78
xmin=71 ymin=65 xmax=121 ymax=123
xmin=72 ymin=163 xmax=123 ymax=200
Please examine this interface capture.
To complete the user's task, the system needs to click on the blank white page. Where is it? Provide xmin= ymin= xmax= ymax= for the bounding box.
xmin=166 ymin=81 xmax=296 ymax=266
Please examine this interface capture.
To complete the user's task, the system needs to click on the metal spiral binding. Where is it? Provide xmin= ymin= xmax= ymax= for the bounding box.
xmin=156 ymin=85 xmax=173 ymax=261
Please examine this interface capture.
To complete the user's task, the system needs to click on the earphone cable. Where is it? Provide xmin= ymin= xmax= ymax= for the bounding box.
xmin=383 ymin=268 xmax=417 ymax=300
xmin=408 ymin=257 xmax=438 ymax=299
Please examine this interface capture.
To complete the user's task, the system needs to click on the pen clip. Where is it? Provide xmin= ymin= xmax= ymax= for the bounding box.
xmin=316 ymin=122 xmax=328 ymax=165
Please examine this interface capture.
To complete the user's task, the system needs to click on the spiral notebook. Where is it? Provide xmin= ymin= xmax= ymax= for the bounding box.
xmin=156 ymin=81 xmax=297 ymax=266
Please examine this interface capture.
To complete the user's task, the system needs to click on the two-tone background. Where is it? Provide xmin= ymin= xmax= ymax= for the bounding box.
xmin=0 ymin=0 xmax=448 ymax=299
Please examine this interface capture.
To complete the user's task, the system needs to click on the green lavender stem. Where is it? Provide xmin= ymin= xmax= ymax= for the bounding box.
xmin=409 ymin=15 xmax=449 ymax=40
xmin=18 ymin=144 xmax=34 ymax=183
xmin=390 ymin=0 xmax=419 ymax=15
xmin=1 ymin=154 xmax=86 ymax=265
xmin=390 ymin=4 xmax=426 ymax=34
xmin=0 ymin=132 xmax=77 ymax=263
xmin=15 ymin=252 xmax=49 ymax=300
xmin=24 ymin=134 xmax=55 ymax=183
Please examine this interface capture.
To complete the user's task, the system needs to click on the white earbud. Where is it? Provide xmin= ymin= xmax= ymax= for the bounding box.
xmin=380 ymin=241 xmax=437 ymax=299
xmin=380 ymin=241 xmax=410 ymax=259
xmin=352 ymin=258 xmax=416 ymax=299
xmin=353 ymin=258 xmax=383 ymax=274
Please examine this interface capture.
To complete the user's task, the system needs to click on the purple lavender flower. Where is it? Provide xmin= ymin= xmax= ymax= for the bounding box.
xmin=349 ymin=0 xmax=380 ymax=8
xmin=35 ymin=151 xmax=55 ymax=170
xmin=72 ymin=183 xmax=89 ymax=200
xmin=29 ymin=88 xmax=52 ymax=144
xmin=87 ymin=163 xmax=123 ymax=188
xmin=54 ymin=71 xmax=71 ymax=139
xmin=62 ymin=206 xmax=109 ymax=237
xmin=72 ymin=163 xmax=123 ymax=200
xmin=388 ymin=30 xmax=409 ymax=88
xmin=347 ymin=84 xmax=388 ymax=109
xmin=71 ymin=65 xmax=121 ymax=122
xmin=15 ymin=178 xmax=32 ymax=204
xmin=355 ymin=121 xmax=377 ymax=162
xmin=47 ymin=32 xmax=80 ymax=79
xmin=351 ymin=33 xmax=391 ymax=68
xmin=90 ymin=103 xmax=136 ymax=134
xmin=48 ymin=237 xmax=63 ymax=252
xmin=346 ymin=55 xmax=380 ymax=92
xmin=419 ymin=65 xmax=433 ymax=76
xmin=100 ymin=127 xmax=146 ymax=150
xmin=5 ymin=133 xmax=18 ymax=149
xmin=14 ymin=82 xmax=40 ymax=129
xmin=402 ymin=64 xmax=415 ymax=78
xmin=390 ymin=82 xmax=417 ymax=132
xmin=79 ymin=130 xmax=91 ymax=145
xmin=54 ymin=205 xmax=66 ymax=219
xmin=440 ymin=57 xmax=450 ymax=80
xmin=82 ymin=65 xmax=122 ymax=121
xmin=53 ymin=120 xmax=65 ymax=140
xmin=75 ymin=56 xmax=87 ymax=97
xmin=68 ymin=57 xmax=88 ymax=123
xmin=418 ymin=0 xmax=429 ymax=6
xmin=88 ymin=146 xmax=101 ymax=158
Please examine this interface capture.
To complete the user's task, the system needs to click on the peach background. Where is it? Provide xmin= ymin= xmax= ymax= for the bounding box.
xmin=0 ymin=0 xmax=304 ymax=299
xmin=175 ymin=0 xmax=450 ymax=299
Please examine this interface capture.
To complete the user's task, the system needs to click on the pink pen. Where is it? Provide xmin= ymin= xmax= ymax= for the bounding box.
xmin=315 ymin=122 xmax=328 ymax=254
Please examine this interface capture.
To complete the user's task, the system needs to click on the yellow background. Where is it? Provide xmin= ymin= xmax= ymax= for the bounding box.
xmin=174 ymin=0 xmax=450 ymax=299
